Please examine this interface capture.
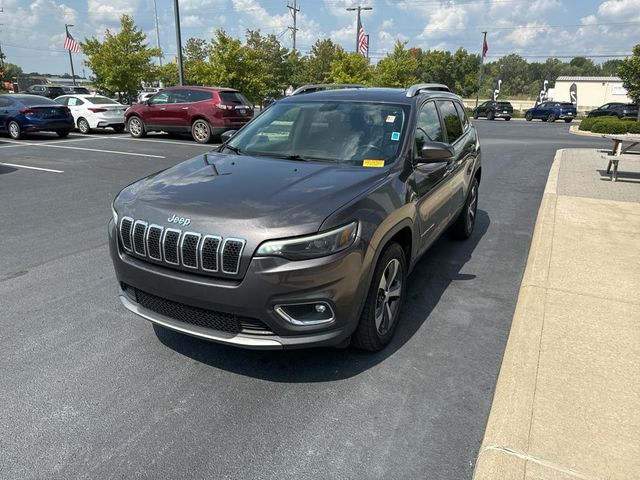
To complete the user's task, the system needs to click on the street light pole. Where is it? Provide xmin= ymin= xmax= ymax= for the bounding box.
xmin=346 ymin=5 xmax=372 ymax=54
xmin=173 ymin=0 xmax=184 ymax=85
xmin=153 ymin=0 xmax=162 ymax=67
xmin=65 ymin=24 xmax=76 ymax=86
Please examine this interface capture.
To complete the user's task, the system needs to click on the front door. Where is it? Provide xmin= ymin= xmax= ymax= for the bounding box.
xmin=144 ymin=91 xmax=172 ymax=126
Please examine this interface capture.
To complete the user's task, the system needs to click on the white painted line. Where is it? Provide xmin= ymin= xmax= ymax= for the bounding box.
xmin=1 ymin=140 xmax=165 ymax=158
xmin=0 ymin=162 xmax=63 ymax=173
xmin=84 ymin=133 xmax=216 ymax=147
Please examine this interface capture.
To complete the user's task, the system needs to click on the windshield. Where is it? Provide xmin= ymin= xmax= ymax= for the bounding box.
xmin=227 ymin=100 xmax=409 ymax=165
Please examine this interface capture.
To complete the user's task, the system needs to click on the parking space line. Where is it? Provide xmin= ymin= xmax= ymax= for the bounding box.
xmin=0 ymin=141 xmax=166 ymax=158
xmin=0 ymin=162 xmax=63 ymax=173
xmin=83 ymin=134 xmax=216 ymax=147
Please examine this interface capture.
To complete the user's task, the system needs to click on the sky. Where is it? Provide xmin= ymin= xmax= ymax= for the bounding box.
xmin=3 ymin=0 xmax=640 ymax=75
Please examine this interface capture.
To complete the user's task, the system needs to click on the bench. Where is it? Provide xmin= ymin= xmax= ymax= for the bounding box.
xmin=602 ymin=135 xmax=640 ymax=182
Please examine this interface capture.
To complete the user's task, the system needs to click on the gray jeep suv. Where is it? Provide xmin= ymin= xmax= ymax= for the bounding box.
xmin=109 ymin=83 xmax=482 ymax=351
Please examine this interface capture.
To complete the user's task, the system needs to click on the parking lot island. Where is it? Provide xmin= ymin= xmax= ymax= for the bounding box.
xmin=473 ymin=148 xmax=640 ymax=479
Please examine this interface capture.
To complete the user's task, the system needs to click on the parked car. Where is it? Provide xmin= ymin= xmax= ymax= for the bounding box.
xmin=23 ymin=84 xmax=66 ymax=99
xmin=525 ymin=101 xmax=576 ymax=123
xmin=55 ymin=94 xmax=127 ymax=133
xmin=137 ymin=87 xmax=163 ymax=104
xmin=109 ymin=83 xmax=482 ymax=351
xmin=62 ymin=86 xmax=91 ymax=95
xmin=125 ymin=86 xmax=254 ymax=143
xmin=472 ymin=100 xmax=514 ymax=120
xmin=0 ymin=94 xmax=74 ymax=139
xmin=587 ymin=102 xmax=638 ymax=119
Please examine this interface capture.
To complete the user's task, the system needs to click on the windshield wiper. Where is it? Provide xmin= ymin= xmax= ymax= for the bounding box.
xmin=248 ymin=151 xmax=310 ymax=161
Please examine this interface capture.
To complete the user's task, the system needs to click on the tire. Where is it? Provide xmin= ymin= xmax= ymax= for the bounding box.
xmin=127 ymin=116 xmax=146 ymax=138
xmin=473 ymin=111 xmax=479 ymax=119
xmin=525 ymin=112 xmax=533 ymax=121
xmin=487 ymin=111 xmax=495 ymax=120
xmin=541 ymin=117 xmax=547 ymax=122
xmin=352 ymin=242 xmax=407 ymax=352
xmin=564 ymin=118 xmax=573 ymax=123
xmin=450 ymin=176 xmax=479 ymax=240
xmin=191 ymin=119 xmax=211 ymax=144
xmin=113 ymin=125 xmax=125 ymax=133
xmin=504 ymin=116 xmax=511 ymax=121
xmin=77 ymin=117 xmax=91 ymax=134
xmin=56 ymin=130 xmax=70 ymax=138
xmin=8 ymin=120 xmax=22 ymax=139
xmin=547 ymin=113 xmax=556 ymax=122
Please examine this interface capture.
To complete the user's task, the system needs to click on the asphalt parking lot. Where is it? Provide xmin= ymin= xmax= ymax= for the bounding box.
xmin=0 ymin=123 xmax=610 ymax=479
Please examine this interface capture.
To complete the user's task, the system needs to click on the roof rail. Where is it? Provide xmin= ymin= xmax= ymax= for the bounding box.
xmin=405 ymin=83 xmax=451 ymax=97
xmin=291 ymin=83 xmax=367 ymax=96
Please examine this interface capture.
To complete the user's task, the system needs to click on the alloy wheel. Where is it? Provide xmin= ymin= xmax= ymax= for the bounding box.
xmin=374 ymin=258 xmax=403 ymax=335
xmin=8 ymin=121 xmax=20 ymax=139
xmin=466 ymin=183 xmax=478 ymax=230
xmin=128 ymin=117 xmax=142 ymax=136
xmin=192 ymin=121 xmax=210 ymax=143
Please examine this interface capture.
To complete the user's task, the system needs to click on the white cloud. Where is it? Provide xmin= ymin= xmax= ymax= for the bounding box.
xmin=323 ymin=0 xmax=377 ymax=19
xmin=504 ymin=22 xmax=551 ymax=48
xmin=182 ymin=15 xmax=204 ymax=28
xmin=87 ymin=0 xmax=139 ymax=23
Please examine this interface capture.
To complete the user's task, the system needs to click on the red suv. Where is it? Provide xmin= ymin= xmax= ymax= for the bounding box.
xmin=125 ymin=86 xmax=253 ymax=143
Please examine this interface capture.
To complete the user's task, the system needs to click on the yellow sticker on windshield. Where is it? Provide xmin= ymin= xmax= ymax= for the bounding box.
xmin=363 ymin=159 xmax=385 ymax=168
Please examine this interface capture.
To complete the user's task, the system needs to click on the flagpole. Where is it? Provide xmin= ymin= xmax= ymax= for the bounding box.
xmin=65 ymin=24 xmax=76 ymax=86
xmin=475 ymin=31 xmax=487 ymax=108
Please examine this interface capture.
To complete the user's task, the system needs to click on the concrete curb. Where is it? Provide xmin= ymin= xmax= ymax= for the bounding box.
xmin=568 ymin=125 xmax=605 ymax=138
xmin=472 ymin=151 xmax=564 ymax=479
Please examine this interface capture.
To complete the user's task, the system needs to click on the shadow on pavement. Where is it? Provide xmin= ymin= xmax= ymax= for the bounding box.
xmin=0 ymin=164 xmax=17 ymax=175
xmin=155 ymin=209 xmax=490 ymax=383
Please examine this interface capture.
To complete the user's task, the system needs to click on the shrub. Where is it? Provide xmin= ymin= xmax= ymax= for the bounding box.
xmin=590 ymin=117 xmax=629 ymax=134
xmin=628 ymin=121 xmax=640 ymax=134
xmin=579 ymin=116 xmax=597 ymax=131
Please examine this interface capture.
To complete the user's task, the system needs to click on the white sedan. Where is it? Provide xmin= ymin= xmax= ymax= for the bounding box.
xmin=55 ymin=94 xmax=127 ymax=133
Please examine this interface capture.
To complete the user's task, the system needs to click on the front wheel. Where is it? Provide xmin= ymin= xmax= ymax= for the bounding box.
xmin=127 ymin=116 xmax=146 ymax=138
xmin=8 ymin=120 xmax=22 ymax=139
xmin=564 ymin=118 xmax=573 ymax=123
xmin=352 ymin=243 xmax=407 ymax=352
xmin=504 ymin=116 xmax=511 ymax=121
xmin=450 ymin=177 xmax=479 ymax=240
xmin=525 ymin=112 xmax=533 ymax=121
xmin=547 ymin=113 xmax=556 ymax=122
xmin=487 ymin=111 xmax=495 ymax=120
xmin=191 ymin=119 xmax=211 ymax=143
xmin=56 ymin=130 xmax=70 ymax=138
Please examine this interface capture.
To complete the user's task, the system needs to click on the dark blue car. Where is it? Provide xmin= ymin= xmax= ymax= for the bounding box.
xmin=0 ymin=94 xmax=75 ymax=139
xmin=525 ymin=101 xmax=577 ymax=123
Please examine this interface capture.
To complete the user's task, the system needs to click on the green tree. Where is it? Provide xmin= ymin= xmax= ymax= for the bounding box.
xmin=1 ymin=61 xmax=23 ymax=85
xmin=600 ymin=59 xmax=623 ymax=76
xmin=207 ymin=29 xmax=250 ymax=96
xmin=183 ymin=37 xmax=211 ymax=84
xmin=618 ymin=44 xmax=640 ymax=120
xmin=374 ymin=41 xmax=419 ymax=87
xmin=303 ymin=39 xmax=339 ymax=84
xmin=156 ymin=61 xmax=178 ymax=86
xmin=244 ymin=30 xmax=289 ymax=99
xmin=82 ymin=15 xmax=160 ymax=99
xmin=330 ymin=48 xmax=372 ymax=84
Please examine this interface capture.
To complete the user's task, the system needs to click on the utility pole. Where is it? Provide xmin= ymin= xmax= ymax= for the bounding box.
xmin=287 ymin=1 xmax=300 ymax=53
xmin=65 ymin=24 xmax=77 ymax=86
xmin=173 ymin=0 xmax=184 ymax=85
xmin=346 ymin=5 xmax=372 ymax=54
xmin=153 ymin=0 xmax=162 ymax=66
xmin=475 ymin=31 xmax=487 ymax=108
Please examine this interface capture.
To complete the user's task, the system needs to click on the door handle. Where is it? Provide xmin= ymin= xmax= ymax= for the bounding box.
xmin=181 ymin=107 xmax=189 ymax=110
xmin=159 ymin=107 xmax=166 ymax=110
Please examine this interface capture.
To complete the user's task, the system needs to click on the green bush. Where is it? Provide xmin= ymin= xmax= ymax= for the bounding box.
xmin=579 ymin=116 xmax=597 ymax=131
xmin=590 ymin=117 xmax=629 ymax=134
xmin=628 ymin=121 xmax=640 ymax=134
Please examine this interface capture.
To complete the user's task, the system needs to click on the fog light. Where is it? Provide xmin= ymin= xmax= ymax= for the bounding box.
xmin=275 ymin=302 xmax=334 ymax=326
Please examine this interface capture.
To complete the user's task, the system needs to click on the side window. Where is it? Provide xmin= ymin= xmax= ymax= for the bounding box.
xmin=188 ymin=89 xmax=213 ymax=102
xmin=437 ymin=100 xmax=464 ymax=144
xmin=150 ymin=92 xmax=170 ymax=104
xmin=67 ymin=97 xmax=84 ymax=106
xmin=414 ymin=101 xmax=444 ymax=156
xmin=454 ymin=102 xmax=469 ymax=131
xmin=169 ymin=90 xmax=189 ymax=104
xmin=55 ymin=97 xmax=68 ymax=105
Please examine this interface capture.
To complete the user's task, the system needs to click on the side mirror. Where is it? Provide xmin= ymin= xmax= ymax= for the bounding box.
xmin=417 ymin=141 xmax=455 ymax=164
xmin=220 ymin=130 xmax=238 ymax=144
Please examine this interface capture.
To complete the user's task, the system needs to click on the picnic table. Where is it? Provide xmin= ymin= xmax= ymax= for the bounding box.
xmin=602 ymin=134 xmax=640 ymax=181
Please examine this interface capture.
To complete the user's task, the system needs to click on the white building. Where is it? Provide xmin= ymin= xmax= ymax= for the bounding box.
xmin=551 ymin=76 xmax=631 ymax=112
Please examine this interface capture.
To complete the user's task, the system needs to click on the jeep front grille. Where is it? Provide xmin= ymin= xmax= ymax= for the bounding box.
xmin=118 ymin=217 xmax=245 ymax=276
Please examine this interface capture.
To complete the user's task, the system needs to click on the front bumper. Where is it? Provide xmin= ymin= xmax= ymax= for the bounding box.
xmin=108 ymin=220 xmax=370 ymax=349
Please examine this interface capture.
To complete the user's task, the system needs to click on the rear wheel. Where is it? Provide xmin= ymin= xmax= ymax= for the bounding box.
xmin=450 ymin=177 xmax=479 ymax=240
xmin=564 ymin=118 xmax=573 ymax=123
xmin=352 ymin=243 xmax=407 ymax=352
xmin=525 ymin=112 xmax=533 ymax=121
xmin=547 ymin=113 xmax=556 ymax=122
xmin=127 ymin=116 xmax=146 ymax=138
xmin=56 ymin=130 xmax=70 ymax=138
xmin=77 ymin=117 xmax=91 ymax=134
xmin=504 ymin=116 xmax=511 ymax=121
xmin=487 ymin=111 xmax=495 ymax=120
xmin=8 ymin=120 xmax=22 ymax=139
xmin=191 ymin=119 xmax=211 ymax=144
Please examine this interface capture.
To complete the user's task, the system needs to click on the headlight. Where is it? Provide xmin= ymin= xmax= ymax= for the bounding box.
xmin=256 ymin=221 xmax=358 ymax=260
xmin=111 ymin=202 xmax=118 ymax=226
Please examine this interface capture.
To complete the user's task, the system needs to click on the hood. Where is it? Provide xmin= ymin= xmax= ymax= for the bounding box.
xmin=116 ymin=152 xmax=388 ymax=240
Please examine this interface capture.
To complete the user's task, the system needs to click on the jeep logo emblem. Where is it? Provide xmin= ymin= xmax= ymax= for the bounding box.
xmin=168 ymin=214 xmax=191 ymax=227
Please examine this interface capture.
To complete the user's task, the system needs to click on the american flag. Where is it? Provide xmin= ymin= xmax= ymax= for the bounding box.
xmin=481 ymin=37 xmax=488 ymax=60
xmin=64 ymin=32 xmax=81 ymax=53
xmin=358 ymin=21 xmax=368 ymax=56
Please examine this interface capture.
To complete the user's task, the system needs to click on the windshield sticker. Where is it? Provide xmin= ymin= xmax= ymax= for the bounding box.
xmin=390 ymin=132 xmax=400 ymax=141
xmin=385 ymin=115 xmax=396 ymax=123
xmin=363 ymin=159 xmax=385 ymax=168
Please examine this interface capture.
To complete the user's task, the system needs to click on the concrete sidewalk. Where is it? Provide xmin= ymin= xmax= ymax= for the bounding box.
xmin=473 ymin=149 xmax=640 ymax=480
